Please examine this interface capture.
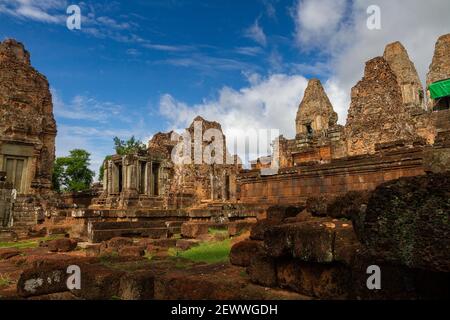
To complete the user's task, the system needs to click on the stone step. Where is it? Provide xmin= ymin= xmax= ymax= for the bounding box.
xmin=88 ymin=221 xmax=167 ymax=230
xmin=88 ymin=227 xmax=169 ymax=243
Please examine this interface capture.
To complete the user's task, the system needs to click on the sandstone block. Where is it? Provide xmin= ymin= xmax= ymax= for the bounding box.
xmin=230 ymin=240 xmax=264 ymax=267
xmin=118 ymin=246 xmax=145 ymax=257
xmin=119 ymin=270 xmax=154 ymax=300
xmin=47 ymin=238 xmax=78 ymax=253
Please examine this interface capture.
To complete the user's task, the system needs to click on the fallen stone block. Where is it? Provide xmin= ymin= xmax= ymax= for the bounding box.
xmin=85 ymin=244 xmax=102 ymax=257
xmin=47 ymin=226 xmax=70 ymax=236
xmin=118 ymin=246 xmax=145 ymax=257
xmin=230 ymin=240 xmax=264 ymax=267
xmin=70 ymin=264 xmax=125 ymax=300
xmin=181 ymin=222 xmax=226 ymax=239
xmin=250 ymin=219 xmax=280 ymax=241
xmin=106 ymin=237 xmax=134 ymax=251
xmin=119 ymin=270 xmax=154 ymax=300
xmin=264 ymin=219 xmax=359 ymax=263
xmin=176 ymin=239 xmax=200 ymax=251
xmin=228 ymin=220 xmax=256 ymax=236
xmin=247 ymin=255 xmax=277 ymax=288
xmin=357 ymin=172 xmax=450 ymax=272
xmin=17 ymin=262 xmax=71 ymax=297
xmin=47 ymin=238 xmax=78 ymax=253
xmin=0 ymin=249 xmax=21 ymax=260
xmin=137 ymin=238 xmax=177 ymax=248
xmin=266 ymin=206 xmax=305 ymax=221
xmin=276 ymin=260 xmax=351 ymax=299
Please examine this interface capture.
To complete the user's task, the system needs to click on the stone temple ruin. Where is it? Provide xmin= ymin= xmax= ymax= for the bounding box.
xmin=0 ymin=34 xmax=449 ymax=300
xmin=0 ymin=39 xmax=57 ymax=238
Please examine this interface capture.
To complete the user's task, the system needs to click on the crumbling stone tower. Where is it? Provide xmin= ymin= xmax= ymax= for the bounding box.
xmin=0 ymin=39 xmax=56 ymax=194
xmin=345 ymin=57 xmax=417 ymax=156
xmin=295 ymin=79 xmax=338 ymax=140
xmin=427 ymin=33 xmax=450 ymax=111
xmin=0 ymin=39 xmax=57 ymax=233
xmin=383 ymin=41 xmax=425 ymax=112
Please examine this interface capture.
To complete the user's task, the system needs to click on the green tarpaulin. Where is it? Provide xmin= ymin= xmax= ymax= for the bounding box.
xmin=429 ymin=79 xmax=450 ymax=99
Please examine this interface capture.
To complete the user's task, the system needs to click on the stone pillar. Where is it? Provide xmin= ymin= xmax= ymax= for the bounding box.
xmin=145 ymin=161 xmax=152 ymax=196
xmin=210 ymin=172 xmax=215 ymax=200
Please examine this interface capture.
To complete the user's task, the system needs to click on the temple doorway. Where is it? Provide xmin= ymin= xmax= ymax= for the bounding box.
xmin=4 ymin=156 xmax=26 ymax=193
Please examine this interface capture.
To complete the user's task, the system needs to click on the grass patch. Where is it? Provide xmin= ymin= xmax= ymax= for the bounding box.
xmin=0 ymin=235 xmax=65 ymax=249
xmin=208 ymin=228 xmax=228 ymax=236
xmin=99 ymin=252 xmax=119 ymax=267
xmin=170 ymin=239 xmax=231 ymax=264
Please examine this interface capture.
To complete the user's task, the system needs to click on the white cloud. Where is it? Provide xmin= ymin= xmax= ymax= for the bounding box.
xmin=294 ymin=0 xmax=348 ymax=49
xmin=159 ymin=73 xmax=309 ymax=162
xmin=0 ymin=0 xmax=67 ymax=24
xmin=294 ymin=0 xmax=450 ymax=123
xmin=234 ymin=46 xmax=263 ymax=56
xmin=52 ymin=89 xmax=125 ymax=123
xmin=53 ymin=91 xmax=152 ymax=177
xmin=244 ymin=19 xmax=267 ymax=47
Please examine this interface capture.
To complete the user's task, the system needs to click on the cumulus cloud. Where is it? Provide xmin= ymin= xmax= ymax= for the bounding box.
xmin=159 ymin=73 xmax=310 ymax=163
xmin=294 ymin=0 xmax=348 ymax=50
xmin=294 ymin=0 xmax=450 ymax=122
xmin=53 ymin=91 xmax=152 ymax=176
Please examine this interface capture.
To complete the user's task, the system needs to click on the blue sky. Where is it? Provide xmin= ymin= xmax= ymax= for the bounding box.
xmin=1 ymin=0 xmax=449 ymax=174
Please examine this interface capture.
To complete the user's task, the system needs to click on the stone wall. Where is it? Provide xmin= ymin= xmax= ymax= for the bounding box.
xmin=238 ymin=144 xmax=427 ymax=205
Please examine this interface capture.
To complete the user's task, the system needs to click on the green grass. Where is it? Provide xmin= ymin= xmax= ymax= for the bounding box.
xmin=99 ymin=251 xmax=119 ymax=266
xmin=0 ymin=235 xmax=65 ymax=250
xmin=169 ymin=239 xmax=231 ymax=264
xmin=208 ymin=228 xmax=228 ymax=236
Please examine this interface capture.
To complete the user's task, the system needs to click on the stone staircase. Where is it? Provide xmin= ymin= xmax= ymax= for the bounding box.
xmin=87 ymin=220 xmax=184 ymax=243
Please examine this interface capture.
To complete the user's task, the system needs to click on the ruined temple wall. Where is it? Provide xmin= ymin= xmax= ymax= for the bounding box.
xmin=238 ymin=147 xmax=426 ymax=205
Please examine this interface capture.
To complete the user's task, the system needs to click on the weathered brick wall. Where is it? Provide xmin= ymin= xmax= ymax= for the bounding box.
xmin=237 ymin=146 xmax=427 ymax=205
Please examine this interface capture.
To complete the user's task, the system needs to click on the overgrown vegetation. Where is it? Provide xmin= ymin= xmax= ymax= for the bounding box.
xmin=52 ymin=149 xmax=95 ymax=192
xmin=0 ymin=235 xmax=65 ymax=249
xmin=169 ymin=239 xmax=231 ymax=264
xmin=98 ymin=136 xmax=146 ymax=181
xmin=208 ymin=228 xmax=228 ymax=236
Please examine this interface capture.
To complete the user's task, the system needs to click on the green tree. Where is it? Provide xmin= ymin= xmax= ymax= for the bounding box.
xmin=113 ymin=136 xmax=146 ymax=155
xmin=98 ymin=136 xmax=146 ymax=181
xmin=98 ymin=155 xmax=112 ymax=182
xmin=52 ymin=149 xmax=95 ymax=193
